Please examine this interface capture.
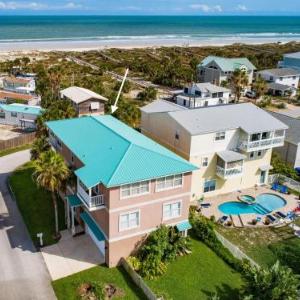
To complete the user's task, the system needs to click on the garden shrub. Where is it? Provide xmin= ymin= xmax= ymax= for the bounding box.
xmin=137 ymin=225 xmax=190 ymax=279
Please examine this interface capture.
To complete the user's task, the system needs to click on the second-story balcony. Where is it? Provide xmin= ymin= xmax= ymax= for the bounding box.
xmin=239 ymin=130 xmax=285 ymax=152
xmin=77 ymin=179 xmax=105 ymax=209
xmin=216 ymin=150 xmax=246 ymax=180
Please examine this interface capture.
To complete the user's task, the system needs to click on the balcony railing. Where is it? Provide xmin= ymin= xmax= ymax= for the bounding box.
xmin=77 ymin=183 xmax=104 ymax=209
xmin=216 ymin=165 xmax=243 ymax=179
xmin=239 ymin=136 xmax=285 ymax=152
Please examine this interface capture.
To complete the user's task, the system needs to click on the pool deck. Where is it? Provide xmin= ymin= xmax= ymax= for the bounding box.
xmin=198 ymin=185 xmax=300 ymax=227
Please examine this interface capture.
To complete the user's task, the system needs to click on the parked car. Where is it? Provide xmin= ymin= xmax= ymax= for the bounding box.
xmin=246 ymin=90 xmax=257 ymax=99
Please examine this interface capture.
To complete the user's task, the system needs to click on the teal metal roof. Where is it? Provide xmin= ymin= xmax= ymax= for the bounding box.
xmin=66 ymin=194 xmax=82 ymax=207
xmin=176 ymin=220 xmax=192 ymax=232
xmin=199 ymin=56 xmax=256 ymax=71
xmin=46 ymin=115 xmax=197 ymax=188
xmin=0 ymin=103 xmax=42 ymax=115
xmin=80 ymin=212 xmax=105 ymax=241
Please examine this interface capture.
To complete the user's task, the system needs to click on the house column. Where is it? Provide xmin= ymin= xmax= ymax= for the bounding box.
xmin=71 ymin=207 xmax=75 ymax=235
xmin=66 ymin=198 xmax=71 ymax=229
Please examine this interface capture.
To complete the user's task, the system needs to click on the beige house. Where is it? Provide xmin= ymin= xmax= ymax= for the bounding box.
xmin=60 ymin=86 xmax=108 ymax=116
xmin=141 ymin=101 xmax=288 ymax=200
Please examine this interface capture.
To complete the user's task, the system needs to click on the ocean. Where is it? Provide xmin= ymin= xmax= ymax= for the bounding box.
xmin=0 ymin=16 xmax=299 ymax=50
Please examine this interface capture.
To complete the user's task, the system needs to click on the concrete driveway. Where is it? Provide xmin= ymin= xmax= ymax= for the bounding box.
xmin=42 ymin=230 xmax=105 ymax=280
xmin=0 ymin=150 xmax=56 ymax=300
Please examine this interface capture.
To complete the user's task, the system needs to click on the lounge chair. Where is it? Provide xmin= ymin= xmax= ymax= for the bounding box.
xmin=266 ymin=214 xmax=277 ymax=223
xmin=275 ymin=211 xmax=287 ymax=219
xmin=271 ymin=183 xmax=279 ymax=191
xmin=219 ymin=216 xmax=228 ymax=224
xmin=200 ymin=203 xmax=211 ymax=208
xmin=279 ymin=185 xmax=288 ymax=194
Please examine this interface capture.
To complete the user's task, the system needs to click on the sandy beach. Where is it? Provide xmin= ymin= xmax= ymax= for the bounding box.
xmin=0 ymin=36 xmax=298 ymax=62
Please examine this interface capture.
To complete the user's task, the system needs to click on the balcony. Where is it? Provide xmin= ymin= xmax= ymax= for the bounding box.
xmin=239 ymin=136 xmax=285 ymax=152
xmin=77 ymin=181 xmax=104 ymax=209
xmin=216 ymin=165 xmax=243 ymax=179
xmin=216 ymin=150 xmax=245 ymax=180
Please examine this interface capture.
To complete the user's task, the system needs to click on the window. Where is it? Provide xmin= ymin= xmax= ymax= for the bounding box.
xmin=293 ymin=76 xmax=296 ymax=80
xmin=261 ymin=132 xmax=269 ymax=140
xmin=119 ymin=211 xmax=140 ymax=231
xmin=121 ymin=181 xmax=150 ymax=199
xmin=250 ymin=133 xmax=260 ymax=142
xmin=249 ymin=152 xmax=255 ymax=159
xmin=215 ymin=131 xmax=226 ymax=141
xmin=257 ymin=151 xmax=262 ymax=157
xmin=279 ymin=77 xmax=283 ymax=81
xmin=218 ymin=92 xmax=223 ymax=98
xmin=11 ymin=112 xmax=17 ymax=117
xmin=195 ymin=90 xmax=201 ymax=96
xmin=175 ymin=131 xmax=180 ymax=140
xmin=156 ymin=174 xmax=183 ymax=191
xmin=0 ymin=112 xmax=5 ymax=119
xmin=163 ymin=201 xmax=181 ymax=220
xmin=202 ymin=157 xmax=209 ymax=167
xmin=184 ymin=87 xmax=188 ymax=94
xmin=204 ymin=179 xmax=216 ymax=193
xmin=212 ymin=93 xmax=218 ymax=98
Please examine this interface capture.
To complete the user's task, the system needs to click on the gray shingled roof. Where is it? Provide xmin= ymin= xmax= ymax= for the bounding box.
xmin=167 ymin=103 xmax=288 ymax=135
xmin=140 ymin=100 xmax=186 ymax=113
xmin=268 ymin=111 xmax=300 ymax=145
xmin=268 ymin=82 xmax=293 ymax=91
xmin=259 ymin=68 xmax=300 ymax=77
xmin=217 ymin=150 xmax=246 ymax=162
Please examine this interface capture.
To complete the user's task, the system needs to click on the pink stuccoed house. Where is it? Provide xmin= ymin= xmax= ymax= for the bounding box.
xmin=46 ymin=115 xmax=197 ymax=267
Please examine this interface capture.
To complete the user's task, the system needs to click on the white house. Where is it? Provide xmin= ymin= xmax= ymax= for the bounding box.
xmin=1 ymin=76 xmax=36 ymax=94
xmin=197 ymin=56 xmax=256 ymax=86
xmin=0 ymin=103 xmax=42 ymax=129
xmin=257 ymin=68 xmax=299 ymax=97
xmin=141 ymin=102 xmax=287 ymax=200
xmin=173 ymin=83 xmax=231 ymax=108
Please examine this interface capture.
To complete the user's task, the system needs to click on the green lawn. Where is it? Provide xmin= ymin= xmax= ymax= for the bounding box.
xmin=217 ymin=220 xmax=300 ymax=271
xmin=146 ymin=238 xmax=244 ymax=300
xmin=0 ymin=144 xmax=32 ymax=157
xmin=52 ymin=265 xmax=146 ymax=300
xmin=9 ymin=162 xmax=66 ymax=246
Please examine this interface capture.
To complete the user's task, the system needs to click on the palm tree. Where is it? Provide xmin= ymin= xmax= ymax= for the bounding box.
xmin=30 ymin=136 xmax=50 ymax=160
xmin=242 ymin=261 xmax=299 ymax=300
xmin=230 ymin=69 xmax=249 ymax=102
xmin=252 ymin=76 xmax=268 ymax=102
xmin=33 ymin=150 xmax=70 ymax=237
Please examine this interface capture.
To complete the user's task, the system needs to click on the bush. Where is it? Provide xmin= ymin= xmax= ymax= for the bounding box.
xmin=137 ymin=225 xmax=191 ymax=279
xmin=127 ymin=256 xmax=141 ymax=271
xmin=271 ymin=152 xmax=299 ymax=181
xmin=137 ymin=87 xmax=157 ymax=102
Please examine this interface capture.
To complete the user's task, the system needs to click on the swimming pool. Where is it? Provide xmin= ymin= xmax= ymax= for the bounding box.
xmin=218 ymin=193 xmax=286 ymax=215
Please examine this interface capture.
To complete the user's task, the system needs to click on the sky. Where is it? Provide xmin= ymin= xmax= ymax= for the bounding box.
xmin=0 ymin=0 xmax=299 ymax=15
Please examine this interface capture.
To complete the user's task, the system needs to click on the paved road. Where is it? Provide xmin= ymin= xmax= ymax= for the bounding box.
xmin=0 ymin=150 xmax=56 ymax=300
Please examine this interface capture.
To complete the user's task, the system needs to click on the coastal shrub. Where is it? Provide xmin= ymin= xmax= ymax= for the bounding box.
xmin=137 ymin=225 xmax=191 ymax=279
xmin=271 ymin=152 xmax=299 ymax=180
xmin=126 ymin=256 xmax=141 ymax=271
xmin=189 ymin=212 xmax=244 ymax=272
xmin=137 ymin=86 xmax=157 ymax=102
xmin=241 ymin=261 xmax=299 ymax=300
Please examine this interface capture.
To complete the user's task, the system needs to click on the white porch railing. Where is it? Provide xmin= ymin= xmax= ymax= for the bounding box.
xmin=239 ymin=136 xmax=285 ymax=152
xmin=77 ymin=183 xmax=104 ymax=208
xmin=216 ymin=165 xmax=243 ymax=179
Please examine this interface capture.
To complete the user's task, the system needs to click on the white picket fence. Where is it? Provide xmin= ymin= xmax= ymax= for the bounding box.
xmin=215 ymin=231 xmax=260 ymax=268
xmin=268 ymin=173 xmax=300 ymax=193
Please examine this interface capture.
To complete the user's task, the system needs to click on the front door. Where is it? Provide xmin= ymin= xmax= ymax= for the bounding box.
xmin=260 ymin=171 xmax=266 ymax=184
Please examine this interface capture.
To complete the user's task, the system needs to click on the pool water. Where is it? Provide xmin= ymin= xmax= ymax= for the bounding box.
xmin=218 ymin=193 xmax=286 ymax=215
